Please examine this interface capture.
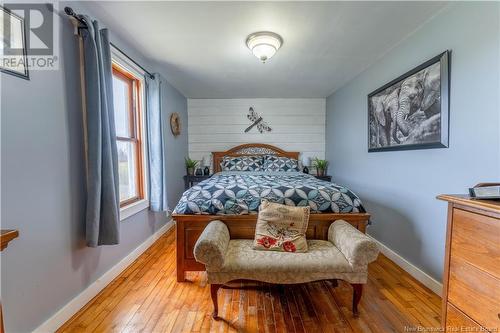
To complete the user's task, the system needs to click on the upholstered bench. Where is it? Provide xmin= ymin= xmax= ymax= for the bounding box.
xmin=193 ymin=219 xmax=379 ymax=319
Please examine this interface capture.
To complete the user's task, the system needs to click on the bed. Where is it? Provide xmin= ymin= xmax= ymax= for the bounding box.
xmin=172 ymin=143 xmax=370 ymax=282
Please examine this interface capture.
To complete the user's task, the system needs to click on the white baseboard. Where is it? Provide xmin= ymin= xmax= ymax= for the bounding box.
xmin=33 ymin=220 xmax=174 ymax=333
xmin=368 ymin=235 xmax=443 ymax=297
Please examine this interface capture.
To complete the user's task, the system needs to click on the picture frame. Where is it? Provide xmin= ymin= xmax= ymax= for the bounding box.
xmin=1 ymin=6 xmax=30 ymax=80
xmin=367 ymin=51 xmax=450 ymax=152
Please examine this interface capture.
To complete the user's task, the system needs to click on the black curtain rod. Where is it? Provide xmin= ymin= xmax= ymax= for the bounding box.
xmin=64 ymin=6 xmax=155 ymax=80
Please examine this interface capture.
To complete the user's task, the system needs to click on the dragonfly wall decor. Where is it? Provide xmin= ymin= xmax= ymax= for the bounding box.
xmin=244 ymin=107 xmax=272 ymax=133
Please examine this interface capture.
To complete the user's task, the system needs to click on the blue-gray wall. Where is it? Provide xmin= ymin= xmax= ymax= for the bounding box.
xmin=0 ymin=3 xmax=188 ymax=332
xmin=326 ymin=2 xmax=500 ymax=281
xmin=162 ymin=80 xmax=188 ymax=210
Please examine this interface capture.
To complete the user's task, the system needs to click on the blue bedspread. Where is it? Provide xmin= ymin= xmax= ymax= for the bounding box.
xmin=173 ymin=171 xmax=364 ymax=215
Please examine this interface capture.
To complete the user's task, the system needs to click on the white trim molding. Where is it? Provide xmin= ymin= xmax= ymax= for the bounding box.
xmin=368 ymin=235 xmax=443 ymax=296
xmin=120 ymin=199 xmax=149 ymax=221
xmin=33 ymin=220 xmax=174 ymax=333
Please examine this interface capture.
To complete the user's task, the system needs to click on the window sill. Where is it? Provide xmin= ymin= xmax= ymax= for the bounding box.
xmin=120 ymin=199 xmax=149 ymax=221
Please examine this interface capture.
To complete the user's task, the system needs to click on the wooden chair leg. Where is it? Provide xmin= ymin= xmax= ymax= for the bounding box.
xmin=351 ymin=283 xmax=363 ymax=317
xmin=210 ymin=284 xmax=222 ymax=319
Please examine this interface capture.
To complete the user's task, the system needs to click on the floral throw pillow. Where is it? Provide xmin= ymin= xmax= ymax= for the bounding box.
xmin=263 ymin=155 xmax=299 ymax=172
xmin=220 ymin=156 xmax=263 ymax=171
xmin=253 ymin=200 xmax=310 ymax=253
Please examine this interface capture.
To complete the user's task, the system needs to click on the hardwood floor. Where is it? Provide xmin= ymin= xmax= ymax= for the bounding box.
xmin=58 ymin=228 xmax=441 ymax=333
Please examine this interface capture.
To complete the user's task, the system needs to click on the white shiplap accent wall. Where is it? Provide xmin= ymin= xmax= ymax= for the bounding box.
xmin=188 ymin=99 xmax=326 ymax=165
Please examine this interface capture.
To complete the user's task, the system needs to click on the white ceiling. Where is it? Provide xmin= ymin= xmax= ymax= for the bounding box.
xmin=89 ymin=1 xmax=447 ymax=98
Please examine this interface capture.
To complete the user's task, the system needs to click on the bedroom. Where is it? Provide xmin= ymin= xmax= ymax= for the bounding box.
xmin=1 ymin=1 xmax=499 ymax=333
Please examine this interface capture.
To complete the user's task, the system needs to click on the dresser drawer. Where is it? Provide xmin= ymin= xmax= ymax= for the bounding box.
xmin=445 ymin=303 xmax=483 ymax=332
xmin=448 ymin=256 xmax=500 ymax=329
xmin=451 ymin=208 xmax=500 ymax=278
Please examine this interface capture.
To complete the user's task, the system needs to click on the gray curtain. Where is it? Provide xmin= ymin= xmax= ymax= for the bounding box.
xmin=80 ymin=17 xmax=120 ymax=247
xmin=146 ymin=74 xmax=168 ymax=212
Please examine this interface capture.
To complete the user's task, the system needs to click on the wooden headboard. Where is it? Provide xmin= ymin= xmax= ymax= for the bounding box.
xmin=212 ymin=143 xmax=300 ymax=173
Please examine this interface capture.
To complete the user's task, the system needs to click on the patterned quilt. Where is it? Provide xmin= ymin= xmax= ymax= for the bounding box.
xmin=173 ymin=171 xmax=364 ymax=215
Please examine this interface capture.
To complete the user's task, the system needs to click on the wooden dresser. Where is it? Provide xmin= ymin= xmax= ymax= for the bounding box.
xmin=437 ymin=195 xmax=500 ymax=332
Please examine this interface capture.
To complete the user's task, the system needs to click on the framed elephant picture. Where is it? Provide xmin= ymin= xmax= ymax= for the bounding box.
xmin=368 ymin=51 xmax=450 ymax=152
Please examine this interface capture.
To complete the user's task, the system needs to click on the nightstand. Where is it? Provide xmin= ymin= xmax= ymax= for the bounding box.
xmin=314 ymin=175 xmax=332 ymax=182
xmin=183 ymin=175 xmax=211 ymax=189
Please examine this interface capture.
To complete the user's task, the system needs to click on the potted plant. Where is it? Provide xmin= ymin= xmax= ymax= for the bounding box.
xmin=185 ymin=157 xmax=199 ymax=176
xmin=313 ymin=158 xmax=329 ymax=177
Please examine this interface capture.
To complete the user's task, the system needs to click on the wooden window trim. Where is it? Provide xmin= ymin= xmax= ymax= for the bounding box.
xmin=112 ymin=63 xmax=145 ymax=208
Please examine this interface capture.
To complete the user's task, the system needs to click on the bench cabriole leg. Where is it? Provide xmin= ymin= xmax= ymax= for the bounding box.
xmin=211 ymin=284 xmax=222 ymax=319
xmin=351 ymin=283 xmax=363 ymax=317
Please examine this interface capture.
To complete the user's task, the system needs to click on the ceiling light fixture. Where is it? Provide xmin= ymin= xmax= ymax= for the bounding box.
xmin=246 ymin=31 xmax=283 ymax=63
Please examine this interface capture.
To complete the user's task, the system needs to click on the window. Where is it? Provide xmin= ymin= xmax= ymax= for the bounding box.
xmin=112 ymin=62 xmax=146 ymax=210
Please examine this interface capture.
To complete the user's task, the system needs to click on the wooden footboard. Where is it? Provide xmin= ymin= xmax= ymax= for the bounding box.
xmin=173 ymin=213 xmax=371 ymax=282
